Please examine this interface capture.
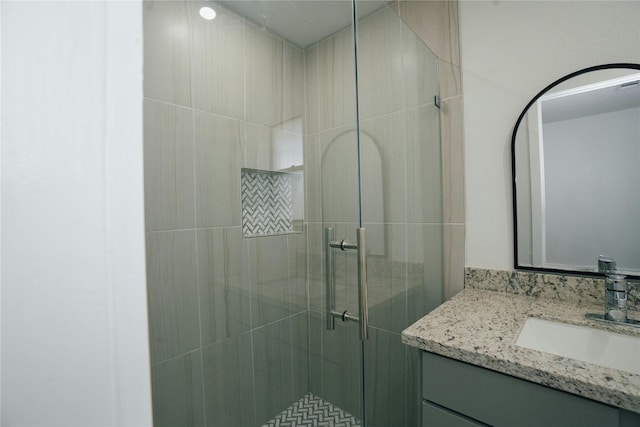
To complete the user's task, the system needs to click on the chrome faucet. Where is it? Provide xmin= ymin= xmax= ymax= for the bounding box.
xmin=598 ymin=256 xmax=628 ymax=323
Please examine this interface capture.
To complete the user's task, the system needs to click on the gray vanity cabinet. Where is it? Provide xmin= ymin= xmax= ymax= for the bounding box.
xmin=422 ymin=351 xmax=640 ymax=427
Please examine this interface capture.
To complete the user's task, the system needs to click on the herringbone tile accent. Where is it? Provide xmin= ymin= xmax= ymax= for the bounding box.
xmin=263 ymin=393 xmax=360 ymax=427
xmin=241 ymin=168 xmax=293 ymax=237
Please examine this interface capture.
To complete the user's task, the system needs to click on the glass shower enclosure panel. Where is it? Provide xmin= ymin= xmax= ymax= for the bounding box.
xmin=354 ymin=2 xmax=441 ymax=425
xmin=143 ymin=0 xmax=441 ymax=425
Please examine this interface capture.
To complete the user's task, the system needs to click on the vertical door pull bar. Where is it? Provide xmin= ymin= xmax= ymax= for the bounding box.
xmin=325 ymin=228 xmax=336 ymax=331
xmin=324 ymin=227 xmax=369 ymax=341
xmin=356 ymin=228 xmax=368 ymax=341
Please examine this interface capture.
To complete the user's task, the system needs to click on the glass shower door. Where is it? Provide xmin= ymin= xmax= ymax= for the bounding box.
xmin=311 ymin=2 xmax=442 ymax=426
xmin=143 ymin=0 xmax=441 ymax=425
xmin=353 ymin=2 xmax=442 ymax=426
xmin=304 ymin=2 xmax=367 ymax=424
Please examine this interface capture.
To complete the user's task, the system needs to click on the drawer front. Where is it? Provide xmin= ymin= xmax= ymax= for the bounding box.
xmin=422 ymin=351 xmax=619 ymax=427
xmin=423 ymin=400 xmax=486 ymax=427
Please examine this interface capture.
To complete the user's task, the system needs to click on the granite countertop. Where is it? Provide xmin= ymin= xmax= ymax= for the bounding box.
xmin=401 ymin=288 xmax=640 ymax=413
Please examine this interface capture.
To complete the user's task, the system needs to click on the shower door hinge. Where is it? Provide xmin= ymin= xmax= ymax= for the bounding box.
xmin=434 ymin=95 xmax=441 ymax=109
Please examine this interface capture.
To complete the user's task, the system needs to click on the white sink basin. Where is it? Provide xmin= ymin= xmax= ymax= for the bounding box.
xmin=516 ymin=317 xmax=640 ymax=375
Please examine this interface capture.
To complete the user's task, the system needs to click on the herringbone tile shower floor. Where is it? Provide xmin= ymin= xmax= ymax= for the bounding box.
xmin=262 ymin=393 xmax=361 ymax=427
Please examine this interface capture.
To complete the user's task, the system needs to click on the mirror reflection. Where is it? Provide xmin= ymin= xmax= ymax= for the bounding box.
xmin=513 ymin=64 xmax=640 ymax=277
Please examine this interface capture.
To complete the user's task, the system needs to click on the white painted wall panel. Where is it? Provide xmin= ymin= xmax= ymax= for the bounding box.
xmin=460 ymin=0 xmax=640 ymax=270
xmin=1 ymin=1 xmax=152 ymax=425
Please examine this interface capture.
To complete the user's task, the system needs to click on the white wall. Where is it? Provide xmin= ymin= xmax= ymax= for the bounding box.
xmin=543 ymin=107 xmax=640 ymax=271
xmin=459 ymin=0 xmax=640 ymax=270
xmin=1 ymin=1 xmax=152 ymax=425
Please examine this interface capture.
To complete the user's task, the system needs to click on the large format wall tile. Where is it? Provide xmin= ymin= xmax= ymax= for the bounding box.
xmin=243 ymin=122 xmax=275 ymax=171
xmin=402 ymin=22 xmax=440 ymax=109
xmin=441 ymin=95 xmax=465 ymax=224
xmin=360 ymin=112 xmax=407 ymax=224
xmin=439 ymin=59 xmax=463 ymax=99
xmin=244 ymin=25 xmax=305 ymax=131
xmin=314 ymin=313 xmax=362 ymax=419
xmin=194 ymin=111 xmax=242 ymax=228
xmin=243 ymin=122 xmax=304 ymax=171
xmin=144 ymin=0 xmax=193 ymax=107
xmin=306 ymin=223 xmax=325 ymax=313
xmin=202 ymin=333 xmax=255 ymax=427
xmin=405 ymin=104 xmax=443 ymax=224
xmin=288 ymin=231 xmax=309 ymax=314
xmin=356 ymin=7 xmax=403 ymax=120
xmin=397 ymin=0 xmax=461 ymax=66
xmin=318 ymin=126 xmax=360 ymax=223
xmin=364 ymin=328 xmax=408 ymax=427
xmin=146 ymin=230 xmax=199 ymax=363
xmin=407 ymin=223 xmax=444 ymax=324
xmin=197 ymin=227 xmax=250 ymax=347
xmin=151 ymin=351 xmax=205 ymax=427
xmin=304 ymin=43 xmax=321 ymax=134
xmin=144 ymin=99 xmax=195 ymax=231
xmin=317 ymin=29 xmax=357 ymax=131
xmin=246 ymin=23 xmax=284 ymax=127
xmin=247 ymin=235 xmax=292 ymax=327
xmin=282 ymin=43 xmax=305 ymax=132
xmin=308 ymin=310 xmax=323 ymax=397
xmin=444 ymin=223 xmax=465 ymax=300
xmin=303 ymin=134 xmax=322 ymax=223
xmin=291 ymin=312 xmax=310 ymax=399
xmin=191 ymin=3 xmax=245 ymax=119
xmin=364 ymin=223 xmax=409 ymax=334
xmin=252 ymin=318 xmax=295 ymax=423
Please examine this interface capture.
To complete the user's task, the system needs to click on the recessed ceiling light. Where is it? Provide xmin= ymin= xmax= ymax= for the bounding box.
xmin=199 ymin=6 xmax=216 ymax=20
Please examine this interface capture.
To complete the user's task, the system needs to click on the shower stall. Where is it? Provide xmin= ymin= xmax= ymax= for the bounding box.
xmin=143 ymin=0 xmax=443 ymax=425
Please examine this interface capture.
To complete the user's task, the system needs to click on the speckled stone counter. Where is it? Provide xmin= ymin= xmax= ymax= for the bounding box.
xmin=402 ymin=287 xmax=640 ymax=414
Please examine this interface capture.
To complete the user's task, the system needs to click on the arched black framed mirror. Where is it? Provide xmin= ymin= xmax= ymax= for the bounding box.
xmin=512 ymin=63 xmax=640 ymax=279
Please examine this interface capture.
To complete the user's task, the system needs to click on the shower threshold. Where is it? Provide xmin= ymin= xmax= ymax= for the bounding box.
xmin=263 ymin=393 xmax=361 ymax=427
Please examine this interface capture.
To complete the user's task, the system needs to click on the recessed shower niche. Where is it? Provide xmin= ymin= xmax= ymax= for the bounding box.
xmin=241 ymin=168 xmax=304 ymax=237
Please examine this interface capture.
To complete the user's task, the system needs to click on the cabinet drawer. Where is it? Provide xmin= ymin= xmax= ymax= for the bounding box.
xmin=423 ymin=400 xmax=486 ymax=427
xmin=422 ymin=351 xmax=618 ymax=427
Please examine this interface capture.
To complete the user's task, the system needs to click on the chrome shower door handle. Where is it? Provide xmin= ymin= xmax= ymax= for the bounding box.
xmin=325 ymin=227 xmax=336 ymax=331
xmin=356 ymin=228 xmax=369 ymax=341
xmin=324 ymin=227 xmax=369 ymax=341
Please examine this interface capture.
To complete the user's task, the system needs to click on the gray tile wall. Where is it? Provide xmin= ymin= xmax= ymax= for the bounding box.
xmin=144 ymin=1 xmax=308 ymax=426
xmin=144 ymin=1 xmax=461 ymax=426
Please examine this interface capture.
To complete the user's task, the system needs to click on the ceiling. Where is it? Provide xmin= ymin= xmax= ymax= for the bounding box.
xmin=218 ymin=0 xmax=387 ymax=48
xmin=542 ymin=74 xmax=640 ymax=123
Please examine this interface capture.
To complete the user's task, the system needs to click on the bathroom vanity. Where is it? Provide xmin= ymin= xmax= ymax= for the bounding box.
xmin=402 ymin=279 xmax=640 ymax=427
xmin=413 ymin=63 xmax=640 ymax=427
xmin=421 ymin=352 xmax=635 ymax=427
